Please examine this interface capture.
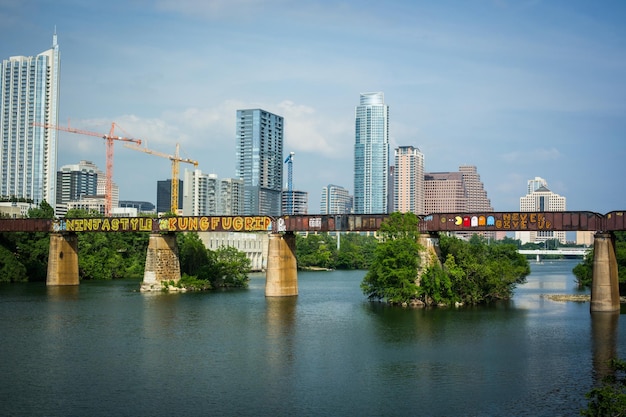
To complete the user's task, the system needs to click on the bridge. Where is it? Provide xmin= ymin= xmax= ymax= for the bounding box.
xmin=518 ymin=248 xmax=591 ymax=262
xmin=0 ymin=210 xmax=623 ymax=312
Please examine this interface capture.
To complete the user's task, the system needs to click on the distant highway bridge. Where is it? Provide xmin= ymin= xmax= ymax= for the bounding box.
xmin=518 ymin=248 xmax=591 ymax=257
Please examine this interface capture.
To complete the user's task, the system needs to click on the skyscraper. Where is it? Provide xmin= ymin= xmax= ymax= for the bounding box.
xmin=354 ymin=92 xmax=389 ymax=214
xmin=394 ymin=146 xmax=424 ymax=214
xmin=320 ymin=184 xmax=352 ymax=214
xmin=1 ymin=33 xmax=60 ymax=210
xmin=236 ymin=109 xmax=283 ymax=216
xmin=517 ymin=178 xmax=567 ymax=244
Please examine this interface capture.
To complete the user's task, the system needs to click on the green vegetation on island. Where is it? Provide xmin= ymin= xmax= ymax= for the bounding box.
xmin=573 ymin=231 xmax=626 ymax=289
xmin=359 ymin=212 xmax=530 ymax=306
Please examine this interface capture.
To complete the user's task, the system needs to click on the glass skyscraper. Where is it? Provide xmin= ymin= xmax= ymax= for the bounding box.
xmin=354 ymin=92 xmax=389 ymax=214
xmin=0 ymin=33 xmax=60 ymax=210
xmin=235 ymin=109 xmax=283 ymax=216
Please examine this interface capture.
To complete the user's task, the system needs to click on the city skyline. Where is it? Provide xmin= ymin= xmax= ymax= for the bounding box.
xmin=1 ymin=1 xmax=625 ymax=214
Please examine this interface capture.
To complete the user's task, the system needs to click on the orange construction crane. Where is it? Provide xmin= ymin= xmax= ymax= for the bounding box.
xmin=125 ymin=143 xmax=198 ymax=214
xmin=34 ymin=121 xmax=142 ymax=216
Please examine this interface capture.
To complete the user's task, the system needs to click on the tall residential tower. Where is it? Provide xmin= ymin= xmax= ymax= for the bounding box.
xmin=394 ymin=146 xmax=424 ymax=215
xmin=354 ymin=92 xmax=389 ymax=214
xmin=1 ymin=33 xmax=60 ymax=209
xmin=236 ymin=109 xmax=283 ymax=216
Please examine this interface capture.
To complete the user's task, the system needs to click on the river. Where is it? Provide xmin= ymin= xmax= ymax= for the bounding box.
xmin=1 ymin=259 xmax=625 ymax=416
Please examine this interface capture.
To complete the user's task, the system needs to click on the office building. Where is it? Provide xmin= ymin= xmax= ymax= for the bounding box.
xmin=56 ymin=160 xmax=98 ymax=217
xmin=236 ymin=109 xmax=283 ymax=216
xmin=354 ymin=92 xmax=389 ymax=214
xmin=320 ymin=184 xmax=352 ymax=214
xmin=459 ymin=165 xmax=493 ymax=212
xmin=219 ymin=177 xmax=244 ymax=216
xmin=119 ymin=200 xmax=156 ymax=214
xmin=281 ymin=190 xmax=308 ymax=215
xmin=183 ymin=169 xmax=244 ymax=216
xmin=423 ymin=165 xmax=492 ymax=215
xmin=394 ymin=146 xmax=424 ymax=214
xmin=516 ymin=178 xmax=567 ymax=244
xmin=1 ymin=33 xmax=60 ymax=210
xmin=157 ymin=179 xmax=183 ymax=214
xmin=424 ymin=172 xmax=467 ymax=213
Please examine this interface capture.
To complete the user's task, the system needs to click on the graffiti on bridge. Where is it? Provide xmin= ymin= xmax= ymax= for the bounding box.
xmin=53 ymin=216 xmax=273 ymax=233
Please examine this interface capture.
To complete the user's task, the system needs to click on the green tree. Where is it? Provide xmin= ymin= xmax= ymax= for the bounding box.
xmin=360 ymin=212 xmax=422 ymax=303
xmin=0 ymin=245 xmax=28 ymax=283
xmin=581 ymin=358 xmax=626 ymax=416
xmin=574 ymin=231 xmax=626 ymax=288
xmin=213 ymin=246 xmax=251 ymax=288
xmin=178 ymin=232 xmax=215 ymax=281
xmin=27 ymin=200 xmax=54 ymax=219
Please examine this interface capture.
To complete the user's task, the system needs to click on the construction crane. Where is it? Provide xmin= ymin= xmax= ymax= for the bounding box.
xmin=34 ymin=121 xmax=142 ymax=216
xmin=284 ymin=152 xmax=295 ymax=215
xmin=125 ymin=143 xmax=198 ymax=214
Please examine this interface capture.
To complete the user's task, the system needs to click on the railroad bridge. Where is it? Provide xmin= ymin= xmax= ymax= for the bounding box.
xmin=1 ymin=211 xmax=624 ymax=312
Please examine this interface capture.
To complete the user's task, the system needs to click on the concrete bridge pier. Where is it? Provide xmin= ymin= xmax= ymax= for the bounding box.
xmin=140 ymin=233 xmax=181 ymax=292
xmin=47 ymin=232 xmax=79 ymax=286
xmin=590 ymin=232 xmax=620 ymax=312
xmin=265 ymin=232 xmax=298 ymax=297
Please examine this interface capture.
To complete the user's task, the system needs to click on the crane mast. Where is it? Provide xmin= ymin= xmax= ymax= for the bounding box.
xmin=125 ymin=143 xmax=198 ymax=214
xmin=34 ymin=121 xmax=141 ymax=216
xmin=284 ymin=152 xmax=295 ymax=215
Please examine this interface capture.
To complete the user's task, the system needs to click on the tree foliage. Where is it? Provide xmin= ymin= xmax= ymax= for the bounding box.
xmin=359 ymin=212 xmax=530 ymax=306
xmin=177 ymin=232 xmax=250 ymax=289
xmin=420 ymin=234 xmax=530 ymax=306
xmin=574 ymin=232 xmax=626 ymax=288
xmin=295 ymin=232 xmax=377 ymax=270
xmin=360 ymin=213 xmax=423 ymax=304
xmin=581 ymin=358 xmax=626 ymax=416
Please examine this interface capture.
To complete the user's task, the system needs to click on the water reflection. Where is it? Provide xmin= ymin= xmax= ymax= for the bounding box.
xmin=591 ymin=311 xmax=619 ymax=382
xmin=265 ymin=296 xmax=297 ymax=364
xmin=47 ymin=285 xmax=79 ymax=300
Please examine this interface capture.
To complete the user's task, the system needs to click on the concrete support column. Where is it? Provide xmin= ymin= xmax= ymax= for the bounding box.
xmin=141 ymin=233 xmax=181 ymax=292
xmin=47 ymin=232 xmax=79 ymax=286
xmin=590 ymin=232 xmax=620 ymax=312
xmin=265 ymin=232 xmax=298 ymax=297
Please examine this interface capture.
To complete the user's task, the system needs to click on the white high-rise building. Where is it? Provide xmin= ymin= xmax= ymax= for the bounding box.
xmin=1 ymin=33 xmax=60 ymax=210
xmin=394 ymin=146 xmax=424 ymax=215
xmin=354 ymin=92 xmax=389 ymax=214
xmin=320 ymin=184 xmax=352 ymax=214
xmin=183 ymin=169 xmax=244 ymax=216
xmin=516 ymin=178 xmax=567 ymax=244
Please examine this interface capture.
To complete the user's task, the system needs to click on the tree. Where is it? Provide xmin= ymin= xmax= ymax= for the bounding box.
xmin=27 ymin=200 xmax=54 ymax=219
xmin=582 ymin=358 xmax=626 ymax=416
xmin=360 ymin=212 xmax=423 ymax=304
xmin=0 ymin=245 xmax=28 ymax=283
xmin=574 ymin=231 xmax=626 ymax=288
xmin=178 ymin=232 xmax=215 ymax=281
xmin=213 ymin=246 xmax=251 ymax=288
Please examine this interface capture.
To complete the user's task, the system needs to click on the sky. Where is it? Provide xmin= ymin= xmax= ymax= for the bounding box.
xmin=1 ymin=0 xmax=625 ymax=214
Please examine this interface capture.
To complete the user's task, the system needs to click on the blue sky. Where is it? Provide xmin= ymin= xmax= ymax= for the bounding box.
xmin=2 ymin=0 xmax=625 ymax=214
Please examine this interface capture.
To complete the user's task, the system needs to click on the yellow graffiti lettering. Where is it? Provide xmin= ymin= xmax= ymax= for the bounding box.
xmin=101 ymin=219 xmax=110 ymax=231
xmin=159 ymin=218 xmax=169 ymax=230
xmin=212 ymin=217 xmax=221 ymax=230
xmin=200 ymin=217 xmax=209 ymax=231
xmin=222 ymin=217 xmax=232 ymax=229
xmin=111 ymin=218 xmax=119 ymax=231
xmin=530 ymin=213 xmax=537 ymax=224
xmin=130 ymin=218 xmax=139 ymax=230
xmin=139 ymin=218 xmax=152 ymax=231
xmin=233 ymin=217 xmax=243 ymax=231
xmin=168 ymin=218 xmax=177 ymax=231
xmin=178 ymin=217 xmax=188 ymax=231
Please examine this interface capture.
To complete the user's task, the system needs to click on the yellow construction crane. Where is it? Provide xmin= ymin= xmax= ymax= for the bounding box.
xmin=125 ymin=143 xmax=198 ymax=214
